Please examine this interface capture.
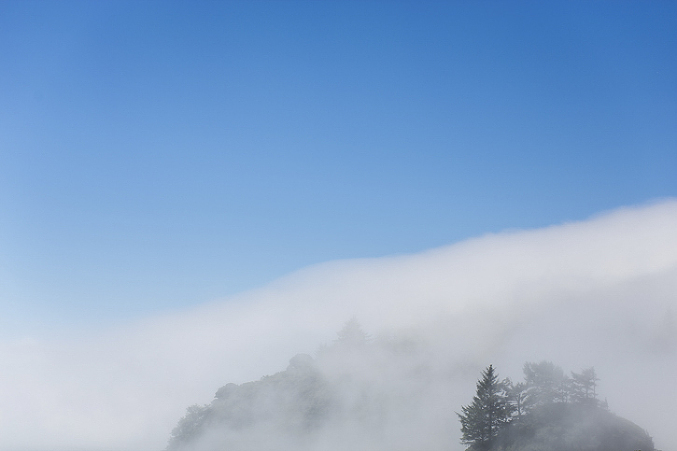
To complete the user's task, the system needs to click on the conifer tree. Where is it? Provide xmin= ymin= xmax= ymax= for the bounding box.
xmin=458 ymin=365 xmax=511 ymax=451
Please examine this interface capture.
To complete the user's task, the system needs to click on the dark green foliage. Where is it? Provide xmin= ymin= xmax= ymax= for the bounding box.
xmin=461 ymin=362 xmax=655 ymax=451
xmin=458 ymin=365 xmax=511 ymax=451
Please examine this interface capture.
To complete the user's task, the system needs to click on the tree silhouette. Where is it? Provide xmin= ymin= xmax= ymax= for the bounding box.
xmin=522 ymin=361 xmax=566 ymax=409
xmin=335 ymin=317 xmax=369 ymax=347
xmin=571 ymin=367 xmax=599 ymax=405
xmin=458 ymin=365 xmax=511 ymax=451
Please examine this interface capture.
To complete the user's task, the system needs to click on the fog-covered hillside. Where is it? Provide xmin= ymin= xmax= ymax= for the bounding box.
xmin=167 ymin=320 xmax=458 ymax=451
xmin=167 ymin=321 xmax=655 ymax=451
xmin=459 ymin=363 xmax=654 ymax=451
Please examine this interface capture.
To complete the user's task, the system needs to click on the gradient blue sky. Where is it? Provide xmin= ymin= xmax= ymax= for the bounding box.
xmin=1 ymin=1 xmax=676 ymax=333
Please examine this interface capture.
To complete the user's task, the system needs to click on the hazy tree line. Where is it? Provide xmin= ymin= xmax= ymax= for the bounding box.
xmin=459 ymin=363 xmax=654 ymax=451
xmin=166 ymin=319 xmax=374 ymax=451
xmin=165 ymin=321 xmax=655 ymax=451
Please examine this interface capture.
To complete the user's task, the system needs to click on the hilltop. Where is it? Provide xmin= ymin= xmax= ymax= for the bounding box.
xmin=166 ymin=323 xmax=655 ymax=451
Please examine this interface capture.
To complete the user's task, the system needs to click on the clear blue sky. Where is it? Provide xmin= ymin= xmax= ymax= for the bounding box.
xmin=1 ymin=1 xmax=675 ymax=332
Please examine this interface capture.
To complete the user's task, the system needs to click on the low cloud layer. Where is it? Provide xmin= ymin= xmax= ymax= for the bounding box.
xmin=1 ymin=200 xmax=676 ymax=451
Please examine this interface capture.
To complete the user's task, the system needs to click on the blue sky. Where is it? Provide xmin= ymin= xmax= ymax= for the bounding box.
xmin=1 ymin=1 xmax=676 ymax=332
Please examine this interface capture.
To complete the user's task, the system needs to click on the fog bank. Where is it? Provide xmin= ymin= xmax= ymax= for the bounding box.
xmin=0 ymin=200 xmax=676 ymax=451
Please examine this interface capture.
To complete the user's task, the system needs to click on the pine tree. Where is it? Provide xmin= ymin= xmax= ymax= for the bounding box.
xmin=458 ymin=365 xmax=511 ymax=451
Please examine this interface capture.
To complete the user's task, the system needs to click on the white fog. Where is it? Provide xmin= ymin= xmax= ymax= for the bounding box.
xmin=0 ymin=200 xmax=675 ymax=451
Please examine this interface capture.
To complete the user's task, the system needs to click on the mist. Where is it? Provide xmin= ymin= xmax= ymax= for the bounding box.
xmin=1 ymin=200 xmax=676 ymax=451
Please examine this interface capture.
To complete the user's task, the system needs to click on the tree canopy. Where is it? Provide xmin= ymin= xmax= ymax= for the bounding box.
xmin=459 ymin=362 xmax=654 ymax=451
xmin=458 ymin=365 xmax=511 ymax=451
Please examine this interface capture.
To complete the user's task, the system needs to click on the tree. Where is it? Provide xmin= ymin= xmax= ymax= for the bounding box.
xmin=335 ymin=317 xmax=369 ymax=347
xmin=458 ymin=365 xmax=511 ymax=451
xmin=505 ymin=379 xmax=528 ymax=420
xmin=522 ymin=361 xmax=567 ymax=409
xmin=571 ymin=367 xmax=599 ymax=405
xmin=167 ymin=404 xmax=210 ymax=450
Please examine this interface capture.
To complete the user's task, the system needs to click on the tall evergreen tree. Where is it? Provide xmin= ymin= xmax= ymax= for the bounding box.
xmin=458 ymin=365 xmax=511 ymax=451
